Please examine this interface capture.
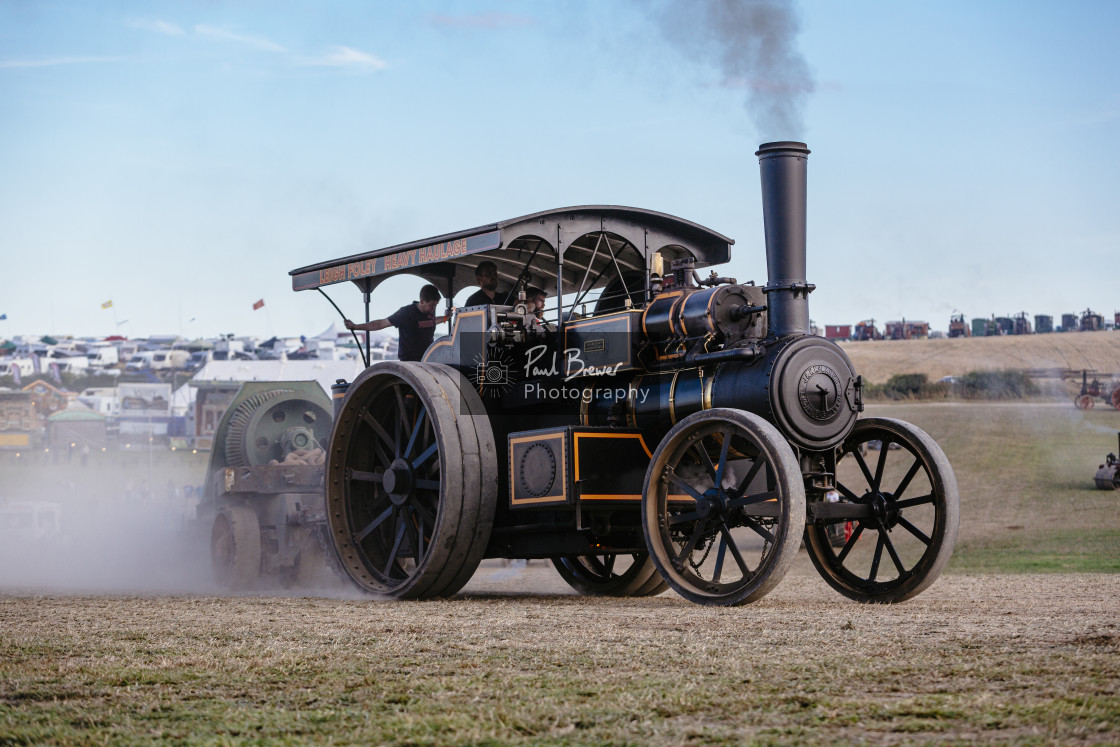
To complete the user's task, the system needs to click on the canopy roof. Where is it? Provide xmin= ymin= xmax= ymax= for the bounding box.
xmin=289 ymin=206 xmax=733 ymax=303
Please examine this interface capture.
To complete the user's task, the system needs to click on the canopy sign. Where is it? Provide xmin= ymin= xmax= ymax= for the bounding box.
xmin=292 ymin=230 xmax=501 ymax=291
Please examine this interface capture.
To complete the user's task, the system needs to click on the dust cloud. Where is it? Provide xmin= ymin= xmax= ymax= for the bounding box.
xmin=0 ymin=453 xmax=218 ymax=594
xmin=644 ymin=0 xmax=814 ymax=139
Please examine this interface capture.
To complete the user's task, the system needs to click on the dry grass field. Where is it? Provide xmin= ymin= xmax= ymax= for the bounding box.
xmin=1 ymin=571 xmax=1118 ymax=745
xmin=840 ymin=331 xmax=1120 ymax=385
xmin=3 ymin=361 xmax=1120 ymax=742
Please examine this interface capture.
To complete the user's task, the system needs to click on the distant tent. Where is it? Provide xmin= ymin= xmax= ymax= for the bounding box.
xmin=40 ymin=335 xmax=58 ymax=345
xmin=47 ymin=404 xmax=107 ymax=449
xmin=0 ymin=340 xmax=15 ymax=352
xmin=313 ymin=322 xmax=347 ymax=341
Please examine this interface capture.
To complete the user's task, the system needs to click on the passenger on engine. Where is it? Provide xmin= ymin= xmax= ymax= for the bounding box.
xmin=344 ymin=284 xmax=448 ymax=362
xmin=463 ymin=260 xmax=502 ymax=307
xmin=526 ymin=286 xmax=555 ymax=332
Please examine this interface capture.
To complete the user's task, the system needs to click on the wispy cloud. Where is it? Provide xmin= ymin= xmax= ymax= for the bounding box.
xmin=126 ymin=18 xmax=385 ymax=74
xmin=0 ymin=56 xmax=124 ymax=69
xmin=426 ymin=13 xmax=535 ymax=29
xmin=302 ymin=46 xmax=387 ymax=71
xmin=194 ymin=25 xmax=287 ymax=53
xmin=127 ymin=18 xmax=185 ymax=36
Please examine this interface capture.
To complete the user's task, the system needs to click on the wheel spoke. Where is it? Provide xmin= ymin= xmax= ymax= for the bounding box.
xmin=383 ymin=518 xmax=407 ymax=577
xmin=668 ymin=509 xmax=701 ymax=526
xmin=869 ymin=531 xmax=885 ymax=581
xmin=604 ymin=554 xmax=617 ymax=575
xmin=896 ymin=493 xmax=934 ymax=509
xmin=711 ymin=534 xmax=727 ymax=582
xmin=690 ymin=441 xmax=718 ymax=484
xmin=393 ymin=385 xmax=410 ymax=436
xmin=676 ymin=521 xmax=708 ymax=565
xmin=349 ymin=469 xmax=384 ymax=483
xmin=392 ymin=403 xmax=403 ymax=459
xmin=720 ymin=523 xmax=752 ymax=577
xmin=897 ymin=515 xmax=932 ymax=546
xmin=742 ymin=516 xmax=775 ymax=543
xmin=407 ymin=405 xmax=427 ymax=459
xmin=893 ymin=458 xmax=924 ymax=501
xmin=733 ymin=458 xmax=765 ymax=498
xmin=833 ymin=480 xmax=862 ymax=504
xmin=882 ymin=529 xmax=906 ymax=576
xmin=667 ymin=471 xmax=706 ymax=502
xmin=853 ymin=449 xmax=876 ymax=490
xmin=729 ymin=490 xmax=780 ymax=512
xmin=411 ymin=441 xmax=438 ymax=471
xmin=873 ymin=441 xmax=890 ymax=491
xmin=836 ymin=521 xmax=864 ymax=563
xmin=414 ymin=478 xmax=441 ymax=492
xmin=361 ymin=410 xmax=396 ymax=462
xmin=714 ymin=428 xmax=732 ymax=488
xmin=356 ymin=505 xmax=393 ymax=542
xmin=408 ymin=496 xmax=436 ymax=526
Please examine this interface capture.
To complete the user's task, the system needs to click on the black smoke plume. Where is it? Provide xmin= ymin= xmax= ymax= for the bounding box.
xmin=648 ymin=0 xmax=814 ymax=139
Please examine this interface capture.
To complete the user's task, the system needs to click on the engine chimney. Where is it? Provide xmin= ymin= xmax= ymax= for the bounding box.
xmin=756 ymin=141 xmax=813 ymax=337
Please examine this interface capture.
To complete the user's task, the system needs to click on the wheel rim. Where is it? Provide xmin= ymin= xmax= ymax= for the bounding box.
xmin=643 ymin=409 xmax=804 ymax=605
xmin=333 ymin=376 xmax=442 ymax=591
xmin=211 ymin=512 xmax=235 ymax=586
xmin=806 ymin=418 xmax=958 ymax=602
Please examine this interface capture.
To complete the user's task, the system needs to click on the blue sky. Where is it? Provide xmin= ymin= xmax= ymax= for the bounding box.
xmin=1 ymin=0 xmax=1118 ymax=340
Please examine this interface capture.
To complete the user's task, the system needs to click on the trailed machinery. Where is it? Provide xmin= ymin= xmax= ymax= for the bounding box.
xmin=209 ymin=141 xmax=960 ymax=605
xmin=197 ymin=381 xmax=335 ymax=588
xmin=1094 ymin=433 xmax=1120 ymax=490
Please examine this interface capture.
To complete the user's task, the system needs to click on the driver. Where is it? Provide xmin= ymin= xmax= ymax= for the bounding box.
xmin=463 ymin=260 xmax=501 ymax=307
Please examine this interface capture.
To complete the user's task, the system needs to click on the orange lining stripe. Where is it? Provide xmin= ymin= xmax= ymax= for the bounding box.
xmin=509 ymin=432 xmax=567 ymax=505
xmin=573 ymin=432 xmax=653 ymax=481
xmin=422 ymin=309 xmax=485 ymax=361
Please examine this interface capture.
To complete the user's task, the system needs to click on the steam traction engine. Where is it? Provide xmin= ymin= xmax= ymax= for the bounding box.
xmin=271 ymin=141 xmax=960 ymax=606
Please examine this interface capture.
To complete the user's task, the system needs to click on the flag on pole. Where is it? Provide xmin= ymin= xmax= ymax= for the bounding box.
xmin=11 ymin=365 xmax=21 ymax=387
xmin=101 ymin=300 xmax=113 ymax=309
xmin=252 ymin=299 xmax=265 ymax=311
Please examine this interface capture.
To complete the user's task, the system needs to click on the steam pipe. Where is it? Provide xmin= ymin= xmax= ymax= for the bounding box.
xmin=756 ymin=141 xmax=813 ymax=337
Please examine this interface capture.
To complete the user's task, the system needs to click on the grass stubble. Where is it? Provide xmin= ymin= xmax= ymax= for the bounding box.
xmin=1 ymin=402 xmax=1119 ymax=744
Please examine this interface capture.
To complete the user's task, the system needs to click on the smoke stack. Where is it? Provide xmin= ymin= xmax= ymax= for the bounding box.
xmin=756 ymin=141 xmax=813 ymax=337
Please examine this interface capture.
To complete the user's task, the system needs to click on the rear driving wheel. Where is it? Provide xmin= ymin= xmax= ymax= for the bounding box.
xmin=325 ymin=361 xmax=497 ymax=598
xmin=805 ymin=417 xmax=959 ymax=603
xmin=642 ymin=408 xmax=805 ymax=606
xmin=552 ymin=553 xmax=668 ymax=596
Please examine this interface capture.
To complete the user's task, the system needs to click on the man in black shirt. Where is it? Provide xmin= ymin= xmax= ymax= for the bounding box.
xmin=463 ymin=260 xmax=501 ymax=307
xmin=344 ymin=284 xmax=448 ymax=362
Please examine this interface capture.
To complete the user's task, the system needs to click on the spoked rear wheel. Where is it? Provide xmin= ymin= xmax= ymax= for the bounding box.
xmin=552 ymin=553 xmax=668 ymax=597
xmin=325 ymin=362 xmax=497 ymax=598
xmin=805 ymin=417 xmax=959 ymax=603
xmin=642 ymin=408 xmax=805 ymax=606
